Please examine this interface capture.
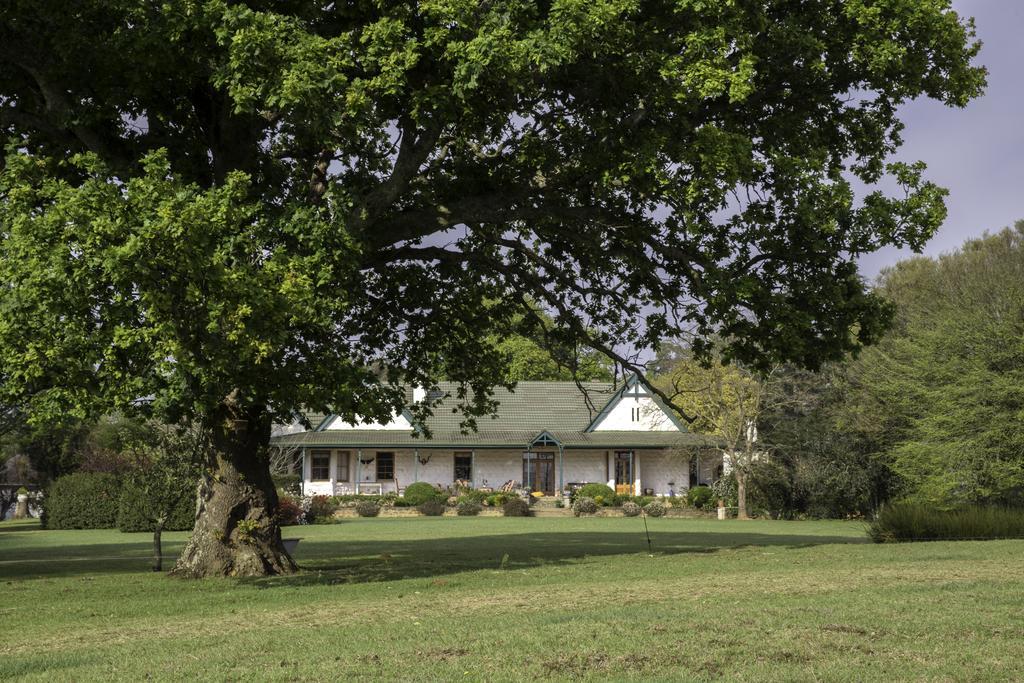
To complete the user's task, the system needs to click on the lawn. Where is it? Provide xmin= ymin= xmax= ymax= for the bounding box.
xmin=1 ymin=517 xmax=1022 ymax=682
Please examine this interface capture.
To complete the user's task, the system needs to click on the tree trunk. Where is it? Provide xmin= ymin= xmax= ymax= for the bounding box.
xmin=152 ymin=520 xmax=164 ymax=572
xmin=171 ymin=405 xmax=297 ymax=578
xmin=736 ymin=469 xmax=749 ymax=520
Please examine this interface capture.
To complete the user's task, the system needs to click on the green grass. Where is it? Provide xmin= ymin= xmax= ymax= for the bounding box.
xmin=1 ymin=517 xmax=1022 ymax=681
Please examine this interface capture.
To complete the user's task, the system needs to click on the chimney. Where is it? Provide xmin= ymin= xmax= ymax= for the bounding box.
xmin=412 ymin=386 xmax=426 ymax=404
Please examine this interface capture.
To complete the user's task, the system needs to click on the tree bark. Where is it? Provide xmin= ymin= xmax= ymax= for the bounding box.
xmin=152 ymin=520 xmax=164 ymax=572
xmin=171 ymin=405 xmax=297 ymax=578
xmin=735 ymin=468 xmax=749 ymax=520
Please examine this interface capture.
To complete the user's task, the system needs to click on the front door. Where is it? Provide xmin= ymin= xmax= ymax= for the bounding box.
xmin=523 ymin=452 xmax=555 ymax=495
xmin=614 ymin=451 xmax=633 ymax=495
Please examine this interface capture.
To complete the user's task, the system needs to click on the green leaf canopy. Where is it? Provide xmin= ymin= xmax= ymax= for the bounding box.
xmin=0 ymin=0 xmax=985 ymax=428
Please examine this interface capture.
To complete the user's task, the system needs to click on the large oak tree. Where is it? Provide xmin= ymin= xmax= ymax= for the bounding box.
xmin=0 ymin=1 xmax=984 ymax=576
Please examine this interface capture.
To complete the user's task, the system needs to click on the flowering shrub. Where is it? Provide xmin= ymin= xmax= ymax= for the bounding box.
xmin=459 ymin=489 xmax=490 ymax=504
xmin=644 ymin=500 xmax=667 ymax=517
xmin=711 ymin=475 xmax=738 ymax=509
xmin=485 ymin=492 xmax=514 ymax=507
xmin=306 ymin=495 xmax=339 ymax=523
xmin=573 ymin=483 xmax=614 ymax=503
xmin=572 ymin=496 xmax=598 ymax=516
xmin=277 ymin=496 xmax=305 ymax=526
xmin=621 ymin=501 xmax=641 ymax=517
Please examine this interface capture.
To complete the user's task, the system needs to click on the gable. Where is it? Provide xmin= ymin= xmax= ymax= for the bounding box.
xmin=587 ymin=377 xmax=683 ymax=432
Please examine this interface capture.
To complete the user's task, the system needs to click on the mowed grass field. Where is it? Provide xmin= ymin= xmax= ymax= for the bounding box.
xmin=1 ymin=517 xmax=1022 ymax=682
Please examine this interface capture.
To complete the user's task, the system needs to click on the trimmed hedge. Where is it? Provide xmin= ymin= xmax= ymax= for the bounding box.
xmin=404 ymin=482 xmax=442 ymax=505
xmin=502 ymin=498 xmax=530 ymax=517
xmin=117 ymin=484 xmax=196 ymax=532
xmin=44 ymin=473 xmax=122 ymax=529
xmin=417 ymin=500 xmax=446 ymax=516
xmin=456 ymin=499 xmax=483 ymax=516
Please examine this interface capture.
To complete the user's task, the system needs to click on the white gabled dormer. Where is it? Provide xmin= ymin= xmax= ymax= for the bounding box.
xmin=587 ymin=375 xmax=683 ymax=432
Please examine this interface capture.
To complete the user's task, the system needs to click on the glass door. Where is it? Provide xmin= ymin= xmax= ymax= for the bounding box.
xmin=614 ymin=451 xmax=633 ymax=495
xmin=523 ymin=452 xmax=555 ymax=495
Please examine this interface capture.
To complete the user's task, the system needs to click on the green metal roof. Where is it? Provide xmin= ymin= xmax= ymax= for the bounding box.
xmin=271 ymin=429 xmax=718 ymax=450
xmin=271 ymin=380 xmax=720 ymax=450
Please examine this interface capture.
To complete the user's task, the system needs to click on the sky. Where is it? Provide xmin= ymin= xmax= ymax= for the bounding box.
xmin=856 ymin=0 xmax=1024 ymax=278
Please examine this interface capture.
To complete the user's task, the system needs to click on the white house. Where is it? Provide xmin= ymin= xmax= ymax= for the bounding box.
xmin=271 ymin=376 xmax=724 ymax=498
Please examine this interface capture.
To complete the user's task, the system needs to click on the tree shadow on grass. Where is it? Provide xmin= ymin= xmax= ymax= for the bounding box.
xmin=0 ymin=520 xmax=42 ymax=532
xmin=0 ymin=538 xmax=190 ymax=580
xmin=0 ymin=524 xmax=862 ymax=582
xmin=242 ymin=528 xmax=861 ymax=589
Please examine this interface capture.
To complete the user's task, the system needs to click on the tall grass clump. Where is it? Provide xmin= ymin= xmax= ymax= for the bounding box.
xmin=868 ymin=503 xmax=1024 ymax=542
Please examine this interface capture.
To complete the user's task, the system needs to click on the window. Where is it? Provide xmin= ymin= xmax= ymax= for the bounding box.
xmin=454 ymin=453 xmax=473 ymax=482
xmin=310 ymin=450 xmax=331 ymax=481
xmin=336 ymin=451 xmax=350 ymax=482
xmin=376 ymin=452 xmax=395 ymax=480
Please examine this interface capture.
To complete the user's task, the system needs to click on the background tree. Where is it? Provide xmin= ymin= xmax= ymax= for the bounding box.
xmin=827 ymin=225 xmax=1024 ymax=507
xmin=658 ymin=350 xmax=773 ymax=519
xmin=121 ymin=422 xmax=206 ymax=572
xmin=494 ymin=306 xmax=614 ymax=382
xmin=0 ymin=1 xmax=985 ymax=575
xmin=756 ymin=364 xmax=898 ymax=517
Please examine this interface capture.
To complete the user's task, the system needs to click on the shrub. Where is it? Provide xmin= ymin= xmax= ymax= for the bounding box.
xmin=458 ymin=489 xmax=490 ymax=504
xmin=644 ymin=500 xmax=667 ymax=517
xmin=277 ymin=495 xmax=305 ymax=525
xmin=44 ymin=472 xmax=122 ymax=529
xmin=687 ymin=485 xmax=713 ymax=509
xmin=554 ymin=498 xmax=565 ymax=508
xmin=621 ymin=501 xmax=641 ymax=517
xmin=486 ymin=492 xmax=513 ymax=507
xmin=711 ymin=474 xmax=738 ymax=509
xmin=502 ymin=498 xmax=530 ymax=517
xmin=868 ymin=503 xmax=1024 ymax=542
xmin=594 ymin=495 xmax=605 ymax=506
xmin=574 ymin=483 xmax=614 ymax=502
xmin=404 ymin=482 xmax=442 ymax=505
xmin=747 ymin=460 xmax=793 ymax=518
xmin=417 ymin=500 xmax=446 ymax=516
xmin=272 ymin=474 xmax=302 ymax=496
xmin=332 ymin=494 xmax=394 ymax=507
xmin=572 ymin=496 xmax=598 ymax=516
xmin=117 ymin=483 xmax=196 ymax=532
xmin=354 ymin=500 xmax=381 ymax=517
xmin=307 ymin=495 xmax=339 ymax=522
xmin=456 ymin=500 xmax=483 ymax=516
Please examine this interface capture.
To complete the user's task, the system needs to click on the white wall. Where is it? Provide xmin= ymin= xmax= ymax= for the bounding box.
xmin=302 ymin=447 xmax=698 ymax=497
xmin=638 ymin=450 xmax=690 ymax=497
